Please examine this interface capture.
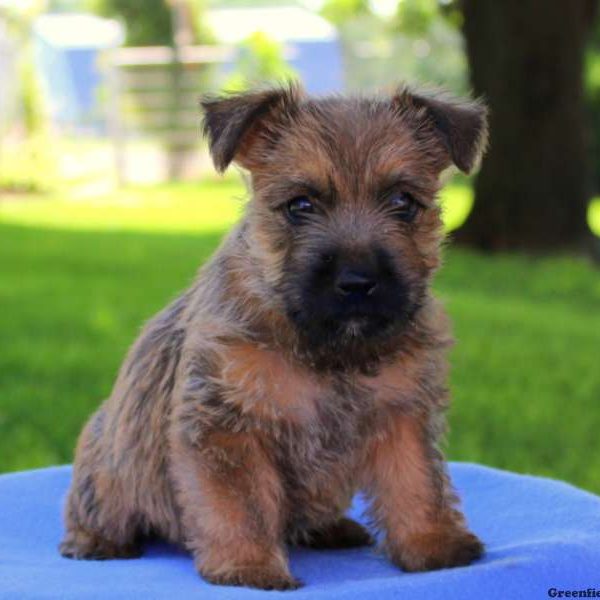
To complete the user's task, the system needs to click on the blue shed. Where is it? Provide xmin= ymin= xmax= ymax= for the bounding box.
xmin=32 ymin=14 xmax=123 ymax=133
xmin=206 ymin=6 xmax=344 ymax=94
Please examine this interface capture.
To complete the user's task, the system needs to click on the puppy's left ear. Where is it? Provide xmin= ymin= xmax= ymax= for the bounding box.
xmin=201 ymin=83 xmax=303 ymax=172
xmin=396 ymin=88 xmax=489 ymax=173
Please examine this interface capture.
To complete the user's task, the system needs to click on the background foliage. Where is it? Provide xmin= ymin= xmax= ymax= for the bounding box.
xmin=0 ymin=0 xmax=599 ymax=496
xmin=0 ymin=179 xmax=599 ymax=494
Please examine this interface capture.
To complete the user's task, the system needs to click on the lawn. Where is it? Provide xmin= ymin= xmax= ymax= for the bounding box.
xmin=2 ymin=176 xmax=600 ymax=236
xmin=1 ymin=178 xmax=599 ymax=495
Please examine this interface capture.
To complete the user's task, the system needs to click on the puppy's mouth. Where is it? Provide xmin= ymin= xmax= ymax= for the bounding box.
xmin=338 ymin=314 xmax=388 ymax=338
xmin=287 ymin=303 xmax=401 ymax=343
xmin=281 ymin=250 xmax=421 ymax=349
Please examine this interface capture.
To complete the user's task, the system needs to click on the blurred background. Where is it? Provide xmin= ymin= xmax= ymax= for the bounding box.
xmin=1 ymin=0 xmax=599 ymax=494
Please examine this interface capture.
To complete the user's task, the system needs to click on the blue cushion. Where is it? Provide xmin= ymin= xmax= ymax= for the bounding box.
xmin=1 ymin=463 xmax=599 ymax=599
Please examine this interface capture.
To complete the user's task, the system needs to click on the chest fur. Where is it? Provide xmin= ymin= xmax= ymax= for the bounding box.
xmin=217 ymin=342 xmax=427 ymax=457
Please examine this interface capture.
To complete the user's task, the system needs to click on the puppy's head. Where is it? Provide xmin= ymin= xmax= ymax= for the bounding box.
xmin=202 ymin=84 xmax=487 ymax=357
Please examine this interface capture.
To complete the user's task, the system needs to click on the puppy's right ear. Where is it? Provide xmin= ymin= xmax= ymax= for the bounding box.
xmin=200 ymin=84 xmax=303 ymax=173
xmin=394 ymin=87 xmax=488 ymax=174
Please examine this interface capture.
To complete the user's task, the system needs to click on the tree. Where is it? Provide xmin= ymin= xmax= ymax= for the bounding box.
xmin=457 ymin=0 xmax=598 ymax=252
xmin=584 ymin=15 xmax=600 ymax=195
xmin=320 ymin=0 xmax=371 ymax=26
xmin=93 ymin=0 xmax=211 ymax=47
xmin=94 ymin=0 xmax=173 ymax=46
xmin=224 ymin=32 xmax=298 ymax=92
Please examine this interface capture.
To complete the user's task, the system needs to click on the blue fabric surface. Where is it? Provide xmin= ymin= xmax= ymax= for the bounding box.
xmin=1 ymin=463 xmax=599 ymax=599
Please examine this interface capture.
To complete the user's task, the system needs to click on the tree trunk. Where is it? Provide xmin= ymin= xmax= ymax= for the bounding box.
xmin=457 ymin=0 xmax=597 ymax=252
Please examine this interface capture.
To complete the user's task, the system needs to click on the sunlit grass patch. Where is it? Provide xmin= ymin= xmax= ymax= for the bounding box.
xmin=589 ymin=197 xmax=600 ymax=237
xmin=0 ymin=177 xmax=247 ymax=234
xmin=2 ymin=172 xmax=599 ymax=238
xmin=0 ymin=175 xmax=474 ymax=234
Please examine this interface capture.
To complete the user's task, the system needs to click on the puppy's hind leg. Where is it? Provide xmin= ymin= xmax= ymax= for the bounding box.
xmin=59 ymin=411 xmax=142 ymax=561
xmin=60 ymin=527 xmax=142 ymax=561
xmin=295 ymin=517 xmax=374 ymax=550
xmin=60 ymin=482 xmax=142 ymax=561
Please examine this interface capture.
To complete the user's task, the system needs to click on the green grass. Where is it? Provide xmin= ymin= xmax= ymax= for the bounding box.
xmin=2 ymin=177 xmax=600 ymax=236
xmin=1 ymin=179 xmax=599 ymax=495
xmin=0 ymin=178 xmax=246 ymax=234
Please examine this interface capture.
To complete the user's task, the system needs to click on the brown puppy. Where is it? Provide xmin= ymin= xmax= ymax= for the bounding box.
xmin=60 ymin=84 xmax=488 ymax=590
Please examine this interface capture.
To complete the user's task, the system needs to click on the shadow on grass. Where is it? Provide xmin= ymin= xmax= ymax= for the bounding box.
xmin=1 ymin=223 xmax=600 ymax=495
xmin=0 ymin=223 xmax=226 ymax=472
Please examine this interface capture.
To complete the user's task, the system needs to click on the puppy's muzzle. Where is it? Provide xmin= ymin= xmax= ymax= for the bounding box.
xmin=335 ymin=267 xmax=378 ymax=299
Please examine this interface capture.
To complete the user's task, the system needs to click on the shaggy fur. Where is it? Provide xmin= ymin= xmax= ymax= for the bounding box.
xmin=60 ymin=83 xmax=488 ymax=590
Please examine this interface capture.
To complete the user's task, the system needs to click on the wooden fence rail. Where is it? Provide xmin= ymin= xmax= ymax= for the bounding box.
xmin=106 ymin=44 xmax=233 ymax=183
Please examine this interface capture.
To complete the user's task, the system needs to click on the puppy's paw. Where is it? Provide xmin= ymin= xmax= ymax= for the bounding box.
xmin=391 ymin=527 xmax=484 ymax=572
xmin=299 ymin=517 xmax=374 ymax=549
xmin=59 ymin=530 xmax=142 ymax=561
xmin=202 ymin=566 xmax=302 ymax=591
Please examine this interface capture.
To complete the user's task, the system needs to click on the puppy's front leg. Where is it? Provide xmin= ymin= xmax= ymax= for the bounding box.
xmin=171 ymin=426 xmax=299 ymax=590
xmin=362 ymin=411 xmax=483 ymax=572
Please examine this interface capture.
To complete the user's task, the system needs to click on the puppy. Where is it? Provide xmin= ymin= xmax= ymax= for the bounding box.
xmin=60 ymin=84 xmax=488 ymax=590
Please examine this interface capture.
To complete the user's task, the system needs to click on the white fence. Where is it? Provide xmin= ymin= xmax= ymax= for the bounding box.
xmin=106 ymin=44 xmax=233 ymax=183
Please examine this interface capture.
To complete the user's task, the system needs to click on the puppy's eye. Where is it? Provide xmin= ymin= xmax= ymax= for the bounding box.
xmin=389 ymin=192 xmax=418 ymax=223
xmin=286 ymin=196 xmax=314 ymax=224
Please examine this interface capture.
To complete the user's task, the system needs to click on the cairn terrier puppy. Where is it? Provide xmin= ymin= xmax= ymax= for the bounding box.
xmin=60 ymin=84 xmax=488 ymax=590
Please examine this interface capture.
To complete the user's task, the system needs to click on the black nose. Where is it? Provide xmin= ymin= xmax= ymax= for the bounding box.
xmin=335 ymin=268 xmax=378 ymax=297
